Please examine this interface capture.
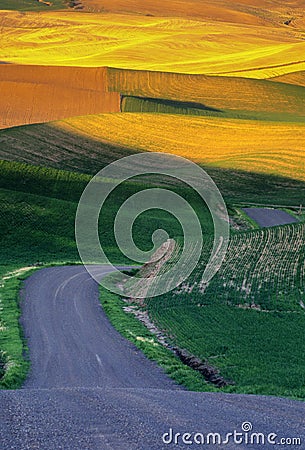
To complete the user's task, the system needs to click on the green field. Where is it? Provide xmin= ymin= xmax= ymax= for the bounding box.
xmin=1 ymin=0 xmax=305 ymax=401
xmin=0 ymin=159 xmax=215 ymax=267
xmin=1 ymin=130 xmax=305 ymax=393
xmin=1 ymin=121 xmax=305 ymax=394
xmin=141 ymin=222 xmax=305 ymax=398
xmin=122 ymin=95 xmax=305 ymax=123
xmin=0 ymin=158 xmax=213 ymax=388
xmin=0 ymin=0 xmax=67 ymax=11
xmin=147 ymin=302 xmax=305 ymax=397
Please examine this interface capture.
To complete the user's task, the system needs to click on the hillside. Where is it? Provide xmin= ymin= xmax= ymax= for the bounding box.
xmin=271 ymin=70 xmax=305 ymax=87
xmin=0 ymin=10 xmax=304 ymax=77
xmin=81 ymin=0 xmax=305 ymax=29
xmin=1 ymin=116 xmax=305 ymax=206
xmin=136 ymin=220 xmax=305 ymax=397
xmin=53 ymin=113 xmax=305 ymax=182
xmin=1 ymin=64 xmax=305 ymax=129
xmin=1 ymin=0 xmax=305 ymax=399
xmin=80 ymin=0 xmax=269 ymax=25
xmin=108 ymin=68 xmax=305 ymax=119
xmin=0 ymin=65 xmax=120 ymax=129
xmin=0 ymin=0 xmax=67 ymax=11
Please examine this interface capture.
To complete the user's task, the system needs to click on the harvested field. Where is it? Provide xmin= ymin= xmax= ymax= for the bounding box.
xmin=0 ymin=11 xmax=304 ymax=78
xmin=270 ymin=71 xmax=305 ymax=87
xmin=55 ymin=113 xmax=305 ymax=182
xmin=80 ymin=0 xmax=270 ymax=25
xmin=242 ymin=207 xmax=298 ymax=227
xmin=0 ymin=66 xmax=120 ymax=129
xmin=81 ymin=0 xmax=305 ymax=30
xmin=2 ymin=64 xmax=305 ymax=129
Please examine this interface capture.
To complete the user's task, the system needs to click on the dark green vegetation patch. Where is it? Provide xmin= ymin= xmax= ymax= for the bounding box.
xmin=0 ymin=0 xmax=67 ymax=11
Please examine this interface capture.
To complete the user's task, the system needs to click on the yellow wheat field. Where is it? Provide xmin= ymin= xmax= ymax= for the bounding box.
xmin=57 ymin=113 xmax=305 ymax=181
xmin=1 ymin=10 xmax=305 ymax=78
xmin=271 ymin=71 xmax=305 ymax=87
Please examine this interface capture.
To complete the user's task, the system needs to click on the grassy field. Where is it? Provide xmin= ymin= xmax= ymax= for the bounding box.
xmin=2 ymin=137 xmax=304 ymax=394
xmin=0 ymin=10 xmax=304 ymax=77
xmin=141 ymin=222 xmax=305 ymax=398
xmin=0 ymin=158 xmax=213 ymax=388
xmin=1 ymin=0 xmax=305 ymax=396
xmin=0 ymin=159 xmax=215 ymax=266
xmin=147 ymin=302 xmax=305 ymax=397
xmin=0 ymin=0 xmax=67 ymax=11
xmin=2 ymin=156 xmax=305 ymax=395
xmin=121 ymin=94 xmax=305 ymax=123
xmin=0 ymin=266 xmax=35 ymax=389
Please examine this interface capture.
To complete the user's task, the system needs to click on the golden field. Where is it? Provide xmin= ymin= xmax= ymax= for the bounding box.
xmin=0 ymin=0 xmax=304 ymax=182
xmin=0 ymin=65 xmax=120 ymax=129
xmin=271 ymin=71 xmax=305 ymax=87
xmin=55 ymin=113 xmax=305 ymax=182
xmin=0 ymin=10 xmax=305 ymax=78
xmin=1 ymin=64 xmax=305 ymax=129
xmin=81 ymin=0 xmax=305 ymax=29
xmin=81 ymin=0 xmax=269 ymax=25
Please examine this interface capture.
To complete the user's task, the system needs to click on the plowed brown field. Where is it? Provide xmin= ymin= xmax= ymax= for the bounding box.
xmin=0 ymin=65 xmax=120 ymax=129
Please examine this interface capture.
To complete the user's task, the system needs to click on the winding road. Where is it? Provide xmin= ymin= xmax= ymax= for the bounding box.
xmin=1 ymin=266 xmax=305 ymax=449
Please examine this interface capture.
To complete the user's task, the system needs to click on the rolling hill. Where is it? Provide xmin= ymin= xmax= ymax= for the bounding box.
xmin=1 ymin=64 xmax=305 ymax=129
xmin=0 ymin=65 xmax=120 ymax=129
xmin=52 ymin=113 xmax=305 ymax=182
xmin=1 ymin=0 xmax=305 ymax=397
xmin=80 ymin=0 xmax=305 ymax=29
xmin=271 ymin=70 xmax=305 ymax=87
xmin=0 ymin=10 xmax=304 ymax=77
xmin=1 ymin=115 xmax=305 ymax=207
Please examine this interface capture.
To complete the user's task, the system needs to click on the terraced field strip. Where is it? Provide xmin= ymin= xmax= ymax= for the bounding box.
xmin=2 ymin=63 xmax=305 ymax=129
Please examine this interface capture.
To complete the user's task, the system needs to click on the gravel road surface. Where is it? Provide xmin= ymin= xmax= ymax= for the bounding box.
xmin=1 ymin=266 xmax=304 ymax=449
xmin=242 ymin=207 xmax=297 ymax=227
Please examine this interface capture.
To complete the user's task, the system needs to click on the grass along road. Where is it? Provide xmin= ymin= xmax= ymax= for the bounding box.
xmin=1 ymin=265 xmax=305 ymax=448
